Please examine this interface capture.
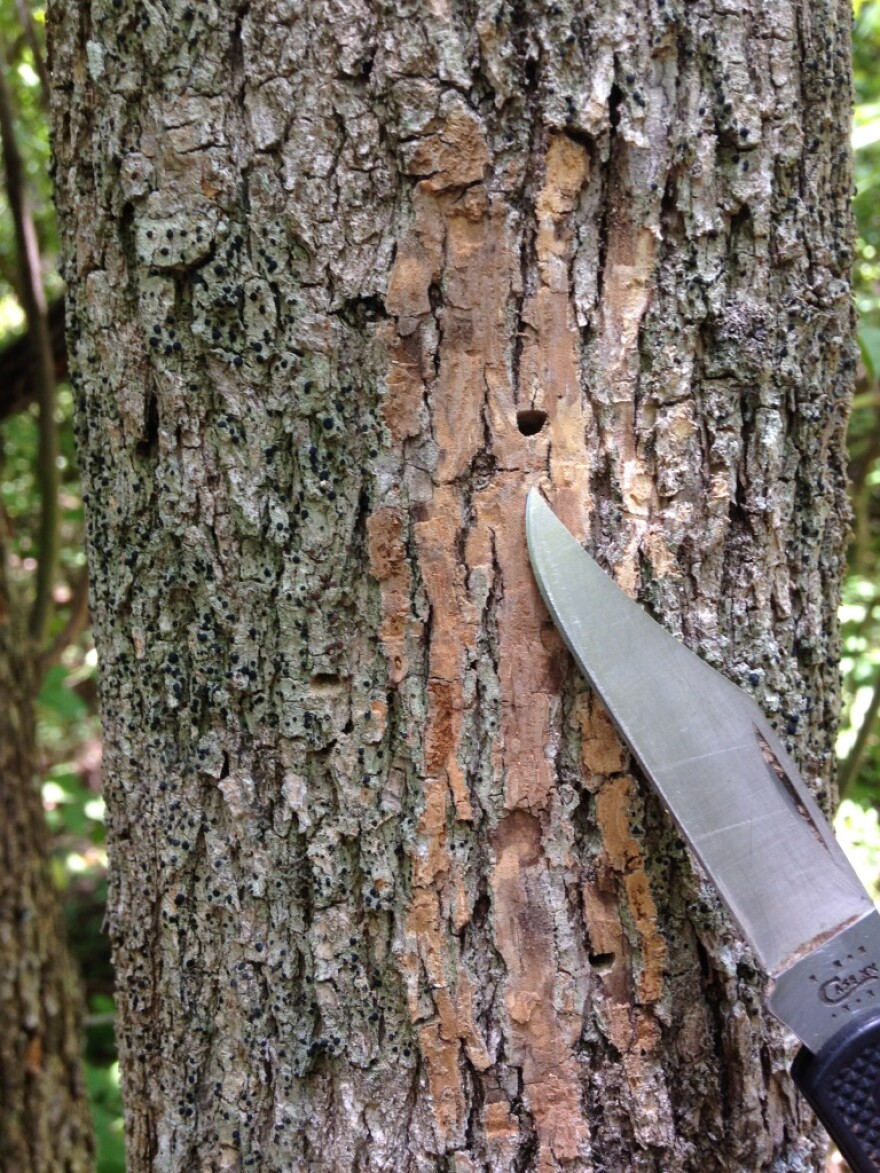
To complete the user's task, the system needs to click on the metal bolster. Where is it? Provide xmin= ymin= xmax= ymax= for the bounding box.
xmin=768 ymin=910 xmax=880 ymax=1054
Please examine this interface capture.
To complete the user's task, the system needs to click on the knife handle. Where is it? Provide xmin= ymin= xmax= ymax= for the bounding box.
xmin=792 ymin=1011 xmax=880 ymax=1172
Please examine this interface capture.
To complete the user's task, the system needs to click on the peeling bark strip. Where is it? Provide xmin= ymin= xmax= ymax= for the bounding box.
xmin=51 ymin=0 xmax=854 ymax=1168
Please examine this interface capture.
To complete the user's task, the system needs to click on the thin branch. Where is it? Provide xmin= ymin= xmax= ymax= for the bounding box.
xmin=0 ymin=35 xmax=59 ymax=646
xmin=848 ymin=415 xmax=880 ymax=578
xmin=838 ymin=669 xmax=880 ymax=799
xmin=851 ymin=389 xmax=880 ymax=412
xmin=83 ymin=1013 xmax=116 ymax=1029
xmin=40 ymin=566 xmax=90 ymax=674
xmin=13 ymin=0 xmax=49 ymax=106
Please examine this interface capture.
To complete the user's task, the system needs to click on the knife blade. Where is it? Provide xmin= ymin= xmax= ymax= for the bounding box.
xmin=526 ymin=488 xmax=880 ymax=1173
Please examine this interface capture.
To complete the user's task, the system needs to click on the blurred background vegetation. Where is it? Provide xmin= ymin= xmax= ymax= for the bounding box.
xmin=1 ymin=2 xmax=879 ymax=1169
xmin=836 ymin=0 xmax=880 ymax=907
xmin=1 ymin=1 xmax=120 ymax=1166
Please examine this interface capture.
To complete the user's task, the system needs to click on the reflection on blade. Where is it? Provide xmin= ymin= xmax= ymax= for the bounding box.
xmin=526 ymin=490 xmax=872 ymax=976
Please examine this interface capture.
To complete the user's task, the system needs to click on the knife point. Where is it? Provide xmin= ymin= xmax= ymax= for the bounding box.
xmin=525 ymin=487 xmax=550 ymax=553
xmin=525 ymin=486 xmax=546 ymax=516
xmin=525 ymin=488 xmax=566 ymax=540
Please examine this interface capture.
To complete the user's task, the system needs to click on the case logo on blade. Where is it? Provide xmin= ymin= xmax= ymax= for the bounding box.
xmin=815 ymin=958 xmax=880 ymax=1007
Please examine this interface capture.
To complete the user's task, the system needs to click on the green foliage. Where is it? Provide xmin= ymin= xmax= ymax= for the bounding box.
xmin=85 ymin=1059 xmax=125 ymax=1173
xmin=837 ymin=1 xmax=880 ymax=861
xmin=854 ymin=1 xmax=880 ymax=326
xmin=40 ymin=665 xmax=89 ymax=723
xmin=858 ymin=324 xmax=880 ymax=381
xmin=0 ymin=0 xmax=57 ymax=307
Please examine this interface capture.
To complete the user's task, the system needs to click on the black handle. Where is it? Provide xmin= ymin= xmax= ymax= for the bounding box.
xmin=792 ymin=1010 xmax=880 ymax=1172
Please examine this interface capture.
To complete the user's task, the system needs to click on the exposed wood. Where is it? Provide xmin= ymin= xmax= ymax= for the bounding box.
xmin=49 ymin=0 xmax=855 ymax=1168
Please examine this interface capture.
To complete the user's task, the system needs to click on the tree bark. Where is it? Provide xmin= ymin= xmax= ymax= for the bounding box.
xmin=49 ymin=0 xmax=855 ymax=1168
xmin=0 ymin=545 xmax=94 ymax=1170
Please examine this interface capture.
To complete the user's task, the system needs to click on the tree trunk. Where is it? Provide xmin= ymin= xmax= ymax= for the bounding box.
xmin=48 ymin=0 xmax=855 ymax=1168
xmin=0 ymin=545 xmax=94 ymax=1170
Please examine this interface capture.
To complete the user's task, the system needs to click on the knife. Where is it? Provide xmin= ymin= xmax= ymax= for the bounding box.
xmin=525 ymin=489 xmax=880 ymax=1172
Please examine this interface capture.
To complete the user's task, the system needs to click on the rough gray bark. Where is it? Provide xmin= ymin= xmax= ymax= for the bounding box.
xmin=0 ymin=546 xmax=93 ymax=1171
xmin=49 ymin=0 xmax=855 ymax=1169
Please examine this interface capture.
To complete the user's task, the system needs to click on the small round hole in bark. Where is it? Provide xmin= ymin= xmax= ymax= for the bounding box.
xmin=517 ymin=409 xmax=548 ymax=436
xmin=589 ymin=952 xmax=616 ymax=973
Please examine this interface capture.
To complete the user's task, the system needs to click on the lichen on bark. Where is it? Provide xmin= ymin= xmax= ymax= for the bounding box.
xmin=49 ymin=0 xmax=855 ymax=1168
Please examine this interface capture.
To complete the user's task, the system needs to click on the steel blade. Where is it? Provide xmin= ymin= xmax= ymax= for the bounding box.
xmin=526 ymin=489 xmax=872 ymax=987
